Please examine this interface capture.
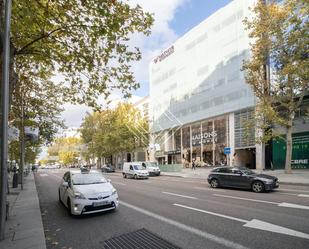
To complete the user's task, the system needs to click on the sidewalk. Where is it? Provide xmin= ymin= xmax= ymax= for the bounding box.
xmin=161 ymin=167 xmax=309 ymax=186
xmin=0 ymin=173 xmax=46 ymax=249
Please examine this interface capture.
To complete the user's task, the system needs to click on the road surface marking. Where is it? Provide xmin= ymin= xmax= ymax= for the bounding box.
xmin=173 ymin=203 xmax=248 ymax=223
xmin=279 ymin=188 xmax=309 ymax=193
xmin=278 ymin=202 xmax=309 ymax=210
xmin=39 ymin=173 xmax=48 ymax=177
xmin=174 ymin=203 xmax=309 ymax=240
xmin=243 ymin=219 xmax=309 ymax=240
xmin=298 ymin=194 xmax=309 ymax=198
xmin=111 ymin=182 xmax=126 ymax=186
xmin=214 ymin=194 xmax=309 ymax=210
xmin=162 ymin=192 xmax=197 ymax=199
xmin=119 ymin=201 xmax=249 ymax=249
xmin=213 ymin=194 xmax=279 ymax=205
xmin=277 ymin=193 xmax=298 ymax=196
xmin=194 ymin=187 xmax=225 ymax=192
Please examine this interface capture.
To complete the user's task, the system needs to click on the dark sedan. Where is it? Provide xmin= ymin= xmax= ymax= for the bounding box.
xmin=101 ymin=164 xmax=115 ymax=173
xmin=207 ymin=166 xmax=279 ymax=193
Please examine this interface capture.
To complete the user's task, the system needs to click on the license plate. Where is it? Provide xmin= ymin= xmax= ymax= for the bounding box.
xmin=93 ymin=201 xmax=109 ymax=207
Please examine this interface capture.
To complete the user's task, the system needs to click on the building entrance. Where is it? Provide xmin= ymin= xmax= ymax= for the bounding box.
xmin=234 ymin=148 xmax=256 ymax=169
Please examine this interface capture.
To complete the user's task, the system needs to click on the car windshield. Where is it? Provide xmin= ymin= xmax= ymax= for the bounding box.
xmin=147 ymin=162 xmax=158 ymax=167
xmin=239 ymin=168 xmax=255 ymax=175
xmin=71 ymin=173 xmax=107 ymax=185
xmin=133 ymin=165 xmax=143 ymax=170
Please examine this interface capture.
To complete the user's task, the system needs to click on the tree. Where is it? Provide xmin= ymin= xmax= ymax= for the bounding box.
xmin=47 ymin=137 xmax=83 ymax=165
xmin=243 ymin=0 xmax=309 ymax=173
xmin=80 ymin=103 xmax=149 ymax=160
xmin=1 ymin=0 xmax=154 ymax=107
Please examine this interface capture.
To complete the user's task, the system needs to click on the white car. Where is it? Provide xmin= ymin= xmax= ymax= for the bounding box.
xmin=58 ymin=170 xmax=119 ymax=215
xmin=122 ymin=162 xmax=149 ymax=179
xmin=140 ymin=162 xmax=160 ymax=176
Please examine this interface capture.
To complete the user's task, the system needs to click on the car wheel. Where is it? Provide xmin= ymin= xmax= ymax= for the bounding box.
xmin=67 ymin=198 xmax=72 ymax=216
xmin=210 ymin=178 xmax=219 ymax=188
xmin=252 ymin=181 xmax=264 ymax=193
xmin=134 ymin=174 xmax=138 ymax=180
xmin=123 ymin=173 xmax=127 ymax=178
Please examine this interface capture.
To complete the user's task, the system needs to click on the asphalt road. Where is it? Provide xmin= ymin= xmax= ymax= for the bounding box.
xmin=35 ymin=169 xmax=309 ymax=249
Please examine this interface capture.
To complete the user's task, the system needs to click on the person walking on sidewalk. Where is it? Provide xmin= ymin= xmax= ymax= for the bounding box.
xmin=192 ymin=159 xmax=196 ymax=170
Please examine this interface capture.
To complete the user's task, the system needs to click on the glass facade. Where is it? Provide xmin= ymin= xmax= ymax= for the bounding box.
xmin=172 ymin=115 xmax=229 ymax=166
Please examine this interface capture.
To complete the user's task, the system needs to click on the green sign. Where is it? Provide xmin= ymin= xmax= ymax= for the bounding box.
xmin=273 ymin=132 xmax=309 ymax=169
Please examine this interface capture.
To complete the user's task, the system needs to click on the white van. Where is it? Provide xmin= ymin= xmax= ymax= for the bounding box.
xmin=122 ymin=162 xmax=149 ymax=179
xmin=139 ymin=161 xmax=160 ymax=176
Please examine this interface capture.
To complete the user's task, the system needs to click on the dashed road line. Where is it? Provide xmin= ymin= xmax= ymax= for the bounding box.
xmin=213 ymin=194 xmax=309 ymax=210
xmin=162 ymin=191 xmax=197 ymax=199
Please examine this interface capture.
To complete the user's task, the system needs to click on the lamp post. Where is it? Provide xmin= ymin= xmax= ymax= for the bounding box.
xmin=0 ymin=0 xmax=12 ymax=241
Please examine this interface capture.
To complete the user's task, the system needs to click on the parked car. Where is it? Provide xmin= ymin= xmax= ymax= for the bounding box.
xmin=101 ymin=164 xmax=115 ymax=173
xmin=137 ymin=161 xmax=160 ymax=176
xmin=207 ymin=166 xmax=279 ymax=193
xmin=122 ymin=162 xmax=149 ymax=179
xmin=58 ymin=169 xmax=118 ymax=215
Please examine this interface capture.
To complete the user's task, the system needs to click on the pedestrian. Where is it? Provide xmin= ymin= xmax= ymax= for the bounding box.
xmin=192 ymin=159 xmax=196 ymax=170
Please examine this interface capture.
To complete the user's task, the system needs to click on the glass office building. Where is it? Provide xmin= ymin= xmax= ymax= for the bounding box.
xmin=149 ymin=0 xmax=259 ymax=168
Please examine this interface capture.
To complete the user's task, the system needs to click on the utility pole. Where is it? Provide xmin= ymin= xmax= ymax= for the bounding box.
xmin=0 ymin=0 xmax=12 ymax=241
xmin=19 ymin=90 xmax=25 ymax=190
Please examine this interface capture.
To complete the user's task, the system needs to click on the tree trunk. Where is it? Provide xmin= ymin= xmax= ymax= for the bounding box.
xmin=285 ymin=122 xmax=293 ymax=174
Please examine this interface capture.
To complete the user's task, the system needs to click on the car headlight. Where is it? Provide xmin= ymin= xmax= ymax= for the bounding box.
xmin=111 ymin=189 xmax=117 ymax=196
xmin=74 ymin=192 xmax=86 ymax=199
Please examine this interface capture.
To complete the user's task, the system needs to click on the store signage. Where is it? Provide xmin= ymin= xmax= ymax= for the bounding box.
xmin=154 ymin=45 xmax=174 ymax=63
xmin=164 ymin=150 xmax=181 ymax=155
xmin=291 ymin=159 xmax=308 ymax=165
xmin=192 ymin=131 xmax=217 ymax=145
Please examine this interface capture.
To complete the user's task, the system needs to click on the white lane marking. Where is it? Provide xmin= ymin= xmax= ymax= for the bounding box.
xmin=111 ymin=182 xmax=126 ymax=186
xmin=194 ymin=187 xmax=225 ymax=192
xmin=278 ymin=202 xmax=309 ymax=210
xmin=162 ymin=192 xmax=197 ymax=200
xmin=298 ymin=194 xmax=309 ymax=198
xmin=39 ymin=173 xmax=48 ymax=177
xmin=243 ymin=219 xmax=309 ymax=240
xmin=174 ymin=203 xmax=309 ymax=240
xmin=119 ymin=201 xmax=249 ymax=249
xmin=279 ymin=188 xmax=309 ymax=193
xmin=173 ymin=203 xmax=248 ymax=223
xmin=213 ymin=194 xmax=279 ymax=205
xmin=278 ymin=193 xmax=298 ymax=196
xmin=214 ymin=194 xmax=309 ymax=210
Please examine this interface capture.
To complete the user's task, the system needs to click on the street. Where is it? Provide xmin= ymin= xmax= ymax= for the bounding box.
xmin=35 ymin=169 xmax=309 ymax=249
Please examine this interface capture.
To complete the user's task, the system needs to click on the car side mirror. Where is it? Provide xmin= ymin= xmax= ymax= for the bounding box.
xmin=62 ymin=182 xmax=69 ymax=187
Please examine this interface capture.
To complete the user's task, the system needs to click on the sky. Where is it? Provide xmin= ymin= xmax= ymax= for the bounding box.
xmin=61 ymin=0 xmax=232 ymax=128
